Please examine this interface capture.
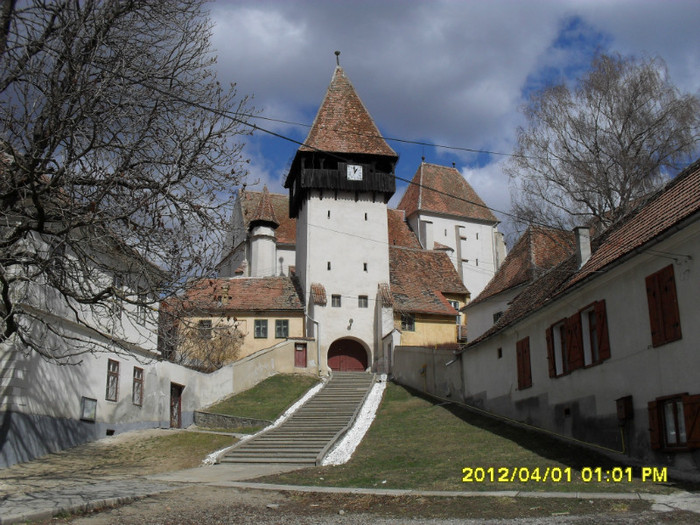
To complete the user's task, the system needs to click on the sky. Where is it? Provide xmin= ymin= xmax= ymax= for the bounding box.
xmin=208 ymin=0 xmax=700 ymax=245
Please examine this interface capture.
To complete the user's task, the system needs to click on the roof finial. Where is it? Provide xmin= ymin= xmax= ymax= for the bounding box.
xmin=335 ymin=50 xmax=341 ymax=66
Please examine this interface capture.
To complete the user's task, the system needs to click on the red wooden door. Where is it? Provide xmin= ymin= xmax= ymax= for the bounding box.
xmin=328 ymin=339 xmax=367 ymax=371
xmin=294 ymin=343 xmax=307 ymax=368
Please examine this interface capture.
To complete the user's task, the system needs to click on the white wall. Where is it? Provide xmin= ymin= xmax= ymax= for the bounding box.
xmin=464 ymin=287 xmax=522 ymax=341
xmin=458 ymin=221 xmax=700 ymax=465
xmin=299 ymin=191 xmax=390 ymax=366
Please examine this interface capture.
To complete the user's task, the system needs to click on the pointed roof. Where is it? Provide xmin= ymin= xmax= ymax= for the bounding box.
xmin=240 ymin=189 xmax=295 ymax=244
xmin=398 ymin=162 xmax=498 ymax=223
xmin=248 ymin=186 xmax=279 ymax=229
xmin=299 ymin=67 xmax=397 ymax=157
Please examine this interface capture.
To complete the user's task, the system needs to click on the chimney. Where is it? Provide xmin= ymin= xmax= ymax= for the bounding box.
xmin=574 ymin=227 xmax=591 ymax=268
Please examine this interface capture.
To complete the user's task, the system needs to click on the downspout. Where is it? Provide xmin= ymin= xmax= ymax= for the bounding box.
xmin=306 ymin=312 xmax=321 ymax=376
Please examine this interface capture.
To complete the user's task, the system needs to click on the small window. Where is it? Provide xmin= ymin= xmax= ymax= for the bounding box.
xmin=364 ymin=212 xmax=368 ymax=221
xmin=331 ymin=295 xmax=341 ymax=307
xmin=327 ymin=210 xmax=331 ymax=218
xmin=275 ymin=319 xmax=289 ymax=338
xmin=198 ymin=320 xmax=212 ymax=339
xmin=363 ymin=262 xmax=368 ymax=272
xmin=646 ymin=264 xmax=682 ymax=347
xmin=254 ymin=319 xmax=268 ymax=338
xmin=80 ymin=397 xmax=97 ymax=422
xmin=106 ymin=359 xmax=119 ymax=401
xmin=132 ymin=367 xmax=144 ymax=406
xmin=401 ymin=313 xmax=415 ymax=331
xmin=648 ymin=394 xmax=700 ymax=450
xmin=476 ymin=232 xmax=479 ymax=240
xmin=497 ymin=347 xmax=502 ymax=359
xmin=358 ymin=295 xmax=368 ymax=308
xmin=327 ymin=261 xmax=331 ymax=270
xmin=493 ymin=311 xmax=503 ymax=324
xmin=444 ymin=229 xmax=447 ymax=236
xmin=449 ymin=300 xmax=460 ymax=325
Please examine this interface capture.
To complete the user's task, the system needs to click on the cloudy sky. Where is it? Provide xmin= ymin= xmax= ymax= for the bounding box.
xmin=208 ymin=0 xmax=700 ymax=244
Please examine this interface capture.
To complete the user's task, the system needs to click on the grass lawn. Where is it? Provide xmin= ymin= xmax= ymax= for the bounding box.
xmin=204 ymin=373 xmax=320 ymax=422
xmin=260 ymin=382 xmax=691 ymax=494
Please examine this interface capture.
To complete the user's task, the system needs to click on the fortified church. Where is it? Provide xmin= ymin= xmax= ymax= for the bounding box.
xmin=213 ymin=64 xmax=507 ymax=373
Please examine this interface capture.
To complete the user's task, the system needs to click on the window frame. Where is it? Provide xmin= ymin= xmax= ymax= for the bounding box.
xmin=275 ymin=319 xmax=289 ymax=339
xmin=401 ymin=313 xmax=415 ymax=332
xmin=358 ymin=295 xmax=368 ymax=308
xmin=254 ymin=319 xmax=268 ymax=339
xmin=331 ymin=294 xmax=341 ymax=307
xmin=132 ymin=366 xmax=144 ymax=406
xmin=648 ymin=393 xmax=700 ymax=451
xmin=106 ymin=359 xmax=119 ymax=402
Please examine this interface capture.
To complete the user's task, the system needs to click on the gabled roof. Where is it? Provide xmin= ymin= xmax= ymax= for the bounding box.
xmin=468 ymin=226 xmax=574 ymax=306
xmin=240 ymin=190 xmax=295 ymax=245
xmin=299 ymin=67 xmax=397 ymax=157
xmin=468 ymin=158 xmax=700 ymax=346
xmin=389 ymin=246 xmax=468 ymax=316
xmin=387 ymin=209 xmax=421 ymax=248
xmin=249 ymin=185 xmax=279 ymax=228
xmin=177 ymin=276 xmax=304 ymax=313
xmin=397 ymin=162 xmax=498 ymax=223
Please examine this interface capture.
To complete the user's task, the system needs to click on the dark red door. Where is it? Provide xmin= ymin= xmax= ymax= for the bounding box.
xmin=294 ymin=343 xmax=307 ymax=368
xmin=328 ymin=339 xmax=368 ymax=371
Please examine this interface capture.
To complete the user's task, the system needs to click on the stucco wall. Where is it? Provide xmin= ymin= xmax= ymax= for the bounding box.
xmin=458 ymin=221 xmax=700 ymax=468
xmin=392 ymin=345 xmax=463 ymax=401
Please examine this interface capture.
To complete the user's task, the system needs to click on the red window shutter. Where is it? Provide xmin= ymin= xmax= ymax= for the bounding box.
xmin=516 ymin=337 xmax=532 ymax=389
xmin=566 ymin=313 xmax=584 ymax=371
xmin=648 ymin=400 xmax=662 ymax=450
xmin=595 ymin=300 xmax=611 ymax=361
xmin=660 ymin=265 xmax=682 ymax=344
xmin=645 ymin=272 xmax=664 ymax=347
xmin=682 ymin=394 xmax=700 ymax=449
xmin=545 ymin=327 xmax=556 ymax=378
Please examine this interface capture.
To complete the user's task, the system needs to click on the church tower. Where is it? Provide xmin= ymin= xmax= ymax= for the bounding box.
xmin=284 ymin=62 xmax=398 ymax=372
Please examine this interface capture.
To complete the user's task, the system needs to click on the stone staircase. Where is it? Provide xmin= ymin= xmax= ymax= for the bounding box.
xmin=220 ymin=372 xmax=375 ymax=466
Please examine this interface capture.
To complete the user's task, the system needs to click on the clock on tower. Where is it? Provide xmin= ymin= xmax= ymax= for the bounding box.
xmin=346 ymin=164 xmax=363 ymax=181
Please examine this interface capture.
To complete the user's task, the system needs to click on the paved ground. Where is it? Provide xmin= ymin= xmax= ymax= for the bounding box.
xmin=2 ymin=459 xmax=700 ymax=524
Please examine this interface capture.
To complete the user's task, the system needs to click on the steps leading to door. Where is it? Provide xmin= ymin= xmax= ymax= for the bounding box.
xmin=220 ymin=372 xmax=375 ymax=466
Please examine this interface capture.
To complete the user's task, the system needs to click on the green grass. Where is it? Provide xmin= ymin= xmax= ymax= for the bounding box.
xmin=205 ymin=373 xmax=320 ymax=422
xmin=260 ymin=382 xmax=689 ymax=494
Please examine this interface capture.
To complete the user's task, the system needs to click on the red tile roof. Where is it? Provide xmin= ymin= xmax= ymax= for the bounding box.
xmin=387 ymin=209 xmax=421 ymax=248
xmin=389 ymin=246 xmax=468 ymax=315
xmin=241 ymin=190 xmax=296 ymax=245
xmin=299 ymin=67 xmax=397 ymax=157
xmin=310 ymin=283 xmax=327 ymax=306
xmin=468 ymin=159 xmax=700 ymax=346
xmin=176 ymin=277 xmax=304 ymax=313
xmin=249 ymin=185 xmax=279 ymax=227
xmin=398 ymin=162 xmax=498 ymax=223
xmin=469 ymin=226 xmax=574 ymax=306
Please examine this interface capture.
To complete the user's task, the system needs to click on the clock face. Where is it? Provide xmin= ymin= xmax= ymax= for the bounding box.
xmin=347 ymin=164 xmax=363 ymax=181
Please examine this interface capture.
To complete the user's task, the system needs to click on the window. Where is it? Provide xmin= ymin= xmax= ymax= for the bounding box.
xmin=80 ymin=397 xmax=97 ymax=422
xmin=106 ymin=359 xmax=119 ymax=401
xmin=358 ymin=295 xmax=368 ymax=308
xmin=198 ymin=320 xmax=212 ymax=339
xmin=132 ymin=367 xmax=144 ymax=406
xmin=136 ymin=293 xmax=148 ymax=324
xmin=648 ymin=394 xmax=700 ymax=450
xmin=493 ymin=311 xmax=503 ymax=324
xmin=254 ymin=319 xmax=268 ymax=338
xmin=516 ymin=337 xmax=532 ymax=390
xmin=546 ymin=300 xmax=610 ymax=377
xmin=331 ymin=295 xmax=341 ymax=307
xmin=364 ymin=212 xmax=368 ymax=221
xmin=449 ymin=300 xmax=460 ymax=324
xmin=401 ymin=313 xmax=415 ymax=331
xmin=645 ymin=264 xmax=682 ymax=347
xmin=497 ymin=347 xmax=502 ymax=359
xmin=327 ymin=261 xmax=331 ymax=270
xmin=363 ymin=262 xmax=368 ymax=272
xmin=275 ymin=319 xmax=289 ymax=338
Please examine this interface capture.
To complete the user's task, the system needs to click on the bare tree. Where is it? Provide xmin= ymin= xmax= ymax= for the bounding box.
xmin=508 ymin=53 xmax=699 ymax=231
xmin=168 ymin=316 xmax=244 ymax=373
xmin=0 ymin=1 xmax=254 ymax=361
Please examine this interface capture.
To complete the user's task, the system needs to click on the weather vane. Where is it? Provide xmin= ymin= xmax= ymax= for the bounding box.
xmin=335 ymin=50 xmax=340 ymax=66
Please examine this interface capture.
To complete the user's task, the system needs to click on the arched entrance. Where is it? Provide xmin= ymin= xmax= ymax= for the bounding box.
xmin=327 ymin=338 xmax=368 ymax=372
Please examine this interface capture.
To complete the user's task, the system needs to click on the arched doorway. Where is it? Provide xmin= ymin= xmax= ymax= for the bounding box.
xmin=327 ymin=339 xmax=368 ymax=371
